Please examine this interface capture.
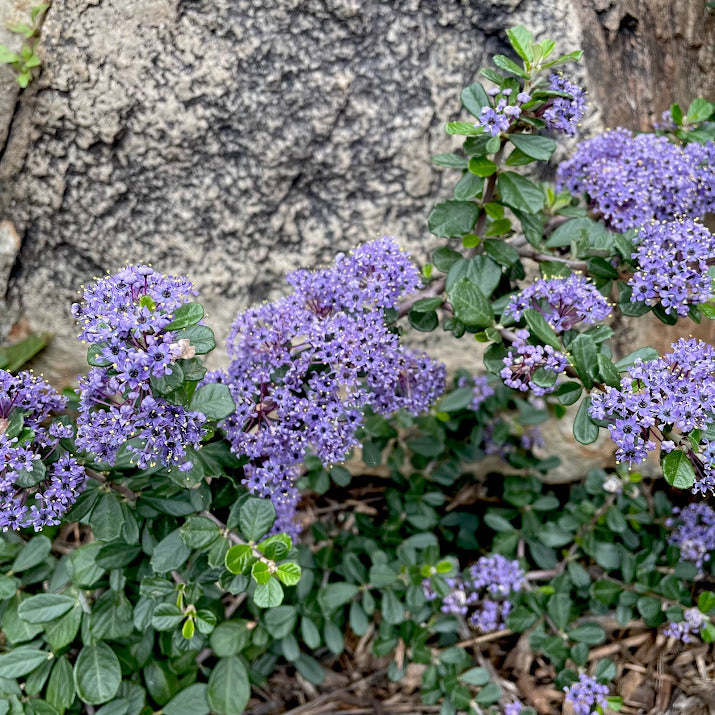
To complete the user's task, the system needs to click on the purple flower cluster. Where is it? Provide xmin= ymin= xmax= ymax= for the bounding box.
xmin=541 ymin=73 xmax=587 ymax=135
xmin=211 ymin=238 xmax=446 ymax=536
xmin=506 ymin=274 xmax=611 ymax=332
xmin=589 ymin=339 xmax=715 ymax=494
xmin=556 ymin=128 xmax=715 ymax=231
xmin=503 ymin=703 xmax=523 ymax=715
xmin=667 ymin=503 xmax=715 ymax=573
xmin=0 ymin=370 xmax=86 ymax=531
xmin=663 ymin=608 xmax=707 ymax=643
xmin=457 ymin=374 xmax=495 ymax=411
xmin=563 ymin=674 xmax=609 ymax=715
xmin=476 ymin=88 xmax=532 ymax=137
xmin=73 ymin=266 xmax=207 ymax=471
xmin=422 ymin=554 xmax=524 ymax=633
xmin=500 ymin=329 xmax=568 ymax=396
xmin=630 ymin=219 xmax=715 ymax=316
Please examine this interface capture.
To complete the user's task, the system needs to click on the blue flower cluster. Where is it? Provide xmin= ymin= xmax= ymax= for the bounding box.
xmin=476 ymin=88 xmax=532 ymax=137
xmin=423 ymin=554 xmax=524 ymax=633
xmin=0 ymin=370 xmax=85 ymax=531
xmin=630 ymin=218 xmax=715 ymax=317
xmin=563 ymin=674 xmax=609 ymax=715
xmin=663 ymin=607 xmax=707 ymax=643
xmin=667 ymin=503 xmax=715 ymax=573
xmin=556 ymin=128 xmax=715 ymax=231
xmin=540 ymin=73 xmax=587 ymax=136
xmin=212 ymin=238 xmax=446 ymax=536
xmin=73 ymin=266 xmax=207 ymax=471
xmin=589 ymin=339 xmax=715 ymax=495
xmin=500 ymin=329 xmax=569 ymax=396
xmin=506 ymin=274 xmax=611 ymax=332
xmin=457 ymin=374 xmax=495 ymax=411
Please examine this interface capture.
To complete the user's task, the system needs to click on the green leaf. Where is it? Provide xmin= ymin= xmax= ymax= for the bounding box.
xmin=508 ymin=134 xmax=556 ymax=160
xmin=569 ymin=333 xmax=598 ymax=389
xmin=522 ymin=308 xmax=561 ymax=350
xmin=449 ymin=277 xmax=494 ymax=328
xmin=0 ymin=649 xmax=48 ymax=677
xmin=17 ymin=594 xmax=75 ymax=624
xmin=556 ymin=381 xmax=582 ymax=406
xmin=251 ymin=561 xmax=271 ymax=585
xmin=253 ymin=579 xmax=284 ymax=608
xmin=428 ymin=200 xmax=480 ymax=237
xmin=0 ymin=45 xmax=20 ymax=64
xmin=319 ymin=582 xmax=359 ymax=613
xmin=697 ymin=591 xmax=715 ymax=613
xmin=151 ymin=603 xmax=184 ymax=631
xmin=239 ymin=498 xmax=276 ymax=541
xmin=573 ymin=397 xmax=599 ymax=445
xmin=381 ymin=589 xmax=405 ymax=624
xmin=453 ymin=172 xmax=484 ymax=200
xmin=12 ymin=535 xmax=51 ymax=572
xmin=90 ymin=493 xmax=124 ymax=542
xmin=73 ymin=643 xmax=121 ymax=705
xmin=492 ymin=54 xmax=529 ymax=78
xmin=597 ymin=354 xmax=621 ymax=387
xmin=172 ymin=324 xmax=215 ymax=354
xmin=636 ymin=596 xmax=662 ymax=623
xmin=165 ymin=302 xmax=204 ymax=331
xmin=263 ymin=606 xmax=297 ymax=639
xmin=180 ymin=516 xmax=220 ymax=549
xmin=46 ymin=657 xmax=75 ymax=713
xmin=567 ymin=623 xmax=606 ymax=644
xmin=0 ymin=574 xmax=17 ymax=600
xmin=294 ymin=654 xmax=325 ymax=685
xmin=258 ymin=534 xmax=292 ymax=561
xmin=163 ymin=684 xmax=210 ymax=715
xmin=276 ymin=562 xmax=301 ymax=586
xmin=301 ymin=616 xmax=321 ymax=649
xmin=150 ymin=529 xmax=191 ymax=574
xmin=506 ymin=607 xmax=537 ymax=631
xmin=189 ymin=383 xmax=235 ymax=420
xmin=468 ymin=156 xmax=497 ymax=177
xmin=210 ymin=621 xmax=250 ymax=657
xmin=483 ymin=238 xmax=520 ymax=267
xmin=614 ymin=347 xmax=659 ymax=371
xmin=475 ymin=682 xmax=502 ymax=706
xmin=547 ymin=593 xmax=572 ymax=630
xmin=432 ymin=153 xmax=468 ymax=169
xmin=44 ymin=605 xmax=82 ymax=652
xmin=686 ymin=97 xmax=714 ymax=123
xmin=460 ymin=82 xmax=490 ymax=117
xmin=661 ymin=450 xmax=696 ymax=489
xmin=207 ymin=657 xmax=250 ymax=715
xmin=506 ymin=26 xmax=534 ymax=62
xmin=438 ymin=387 xmax=476 ymax=413
xmin=497 ymin=172 xmax=544 ymax=214
xmin=591 ymin=580 xmax=621 ymax=605
xmin=445 ymin=121 xmax=482 ymax=135
xmin=225 ymin=544 xmax=254 ymax=575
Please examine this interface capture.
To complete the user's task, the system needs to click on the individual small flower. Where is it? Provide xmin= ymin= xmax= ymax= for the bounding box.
xmin=500 ymin=329 xmax=568 ymax=396
xmin=478 ymin=106 xmax=511 ymax=136
xmin=506 ymin=274 xmax=611 ymax=332
xmin=0 ymin=370 xmax=86 ymax=532
xmin=457 ymin=374 xmax=495 ymax=411
xmin=504 ymin=703 xmax=523 ymax=715
xmin=516 ymin=91 xmax=531 ymax=103
xmin=629 ymin=219 xmax=715 ymax=317
xmin=563 ymin=674 xmax=609 ymax=715
xmin=667 ymin=503 xmax=715 ymax=573
xmin=663 ymin=608 xmax=707 ymax=643
xmin=541 ymin=73 xmax=586 ymax=135
xmin=556 ymin=128 xmax=714 ymax=231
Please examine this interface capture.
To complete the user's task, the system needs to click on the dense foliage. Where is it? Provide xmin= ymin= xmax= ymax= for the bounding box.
xmin=0 ymin=26 xmax=714 ymax=715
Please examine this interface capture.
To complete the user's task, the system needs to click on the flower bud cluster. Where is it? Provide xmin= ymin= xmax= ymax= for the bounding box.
xmin=477 ymin=88 xmax=532 ymax=137
xmin=663 ymin=607 xmax=707 ymax=643
xmin=589 ymin=339 xmax=715 ymax=494
xmin=500 ymin=329 xmax=568 ymax=396
xmin=73 ymin=266 xmax=207 ymax=471
xmin=629 ymin=218 xmax=715 ymax=317
xmin=423 ymin=554 xmax=524 ymax=633
xmin=0 ymin=370 xmax=85 ymax=531
xmin=667 ymin=503 xmax=715 ymax=573
xmin=556 ymin=128 xmax=714 ymax=231
xmin=506 ymin=274 xmax=611 ymax=332
xmin=211 ymin=238 xmax=446 ymax=535
xmin=563 ymin=674 xmax=609 ymax=715
xmin=541 ymin=73 xmax=586 ymax=135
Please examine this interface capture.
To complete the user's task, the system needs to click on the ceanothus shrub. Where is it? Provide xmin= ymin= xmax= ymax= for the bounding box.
xmin=0 ymin=25 xmax=713 ymax=715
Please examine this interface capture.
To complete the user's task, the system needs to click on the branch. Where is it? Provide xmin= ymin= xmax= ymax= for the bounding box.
xmin=86 ymin=468 xmax=138 ymax=502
